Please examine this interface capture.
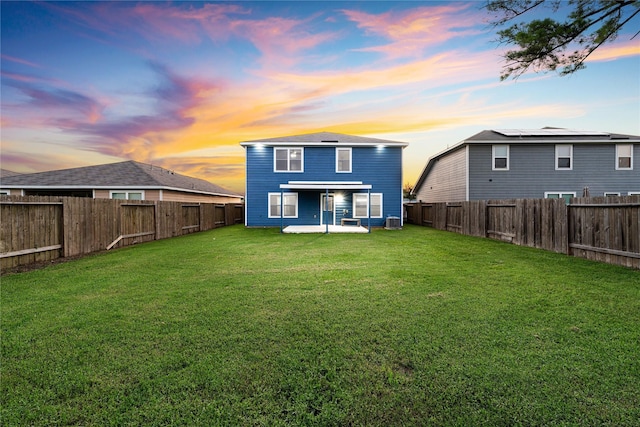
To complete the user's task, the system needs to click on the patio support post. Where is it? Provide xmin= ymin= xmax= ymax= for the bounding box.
xmin=280 ymin=189 xmax=284 ymax=233
xmin=367 ymin=188 xmax=371 ymax=233
xmin=325 ymin=188 xmax=329 ymax=234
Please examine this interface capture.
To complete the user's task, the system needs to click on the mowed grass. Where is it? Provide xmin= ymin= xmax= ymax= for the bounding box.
xmin=2 ymin=225 xmax=639 ymax=426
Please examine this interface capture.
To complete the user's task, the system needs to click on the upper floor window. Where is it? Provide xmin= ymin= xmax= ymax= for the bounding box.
xmin=111 ymin=191 xmax=143 ymax=200
xmin=492 ymin=145 xmax=509 ymax=170
xmin=555 ymin=145 xmax=573 ymax=170
xmin=336 ymin=147 xmax=352 ymax=173
xmin=274 ymin=147 xmax=303 ymax=172
xmin=616 ymin=144 xmax=633 ymax=170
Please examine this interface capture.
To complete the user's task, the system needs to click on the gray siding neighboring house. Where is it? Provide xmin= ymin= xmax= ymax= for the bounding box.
xmin=0 ymin=160 xmax=244 ymax=203
xmin=414 ymin=128 xmax=640 ymax=203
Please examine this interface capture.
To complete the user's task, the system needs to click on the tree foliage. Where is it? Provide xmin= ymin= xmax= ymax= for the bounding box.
xmin=403 ymin=182 xmax=415 ymax=200
xmin=485 ymin=0 xmax=640 ymax=80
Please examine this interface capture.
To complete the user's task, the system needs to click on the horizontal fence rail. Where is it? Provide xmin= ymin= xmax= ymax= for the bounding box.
xmin=1 ymin=196 xmax=244 ymax=272
xmin=405 ymin=196 xmax=640 ymax=269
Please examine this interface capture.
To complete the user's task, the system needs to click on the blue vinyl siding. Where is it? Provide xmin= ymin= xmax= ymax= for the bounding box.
xmin=245 ymin=145 xmax=403 ymax=227
xmin=468 ymin=143 xmax=640 ymax=200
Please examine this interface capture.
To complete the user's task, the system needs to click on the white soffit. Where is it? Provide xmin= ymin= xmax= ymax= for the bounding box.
xmin=280 ymin=181 xmax=372 ymax=190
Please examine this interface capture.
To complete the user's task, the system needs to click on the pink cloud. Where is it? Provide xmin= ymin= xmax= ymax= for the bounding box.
xmin=45 ymin=2 xmax=247 ymax=44
xmin=47 ymin=2 xmax=336 ymax=68
xmin=1 ymin=54 xmax=42 ymax=68
xmin=341 ymin=3 xmax=483 ymax=59
xmin=230 ymin=15 xmax=338 ymax=67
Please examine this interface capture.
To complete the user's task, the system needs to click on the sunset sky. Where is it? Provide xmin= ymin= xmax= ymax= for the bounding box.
xmin=2 ymin=1 xmax=639 ymax=193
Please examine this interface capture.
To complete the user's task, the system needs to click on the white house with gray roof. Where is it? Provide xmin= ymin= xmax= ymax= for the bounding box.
xmin=413 ymin=128 xmax=640 ymax=203
xmin=0 ymin=160 xmax=243 ymax=203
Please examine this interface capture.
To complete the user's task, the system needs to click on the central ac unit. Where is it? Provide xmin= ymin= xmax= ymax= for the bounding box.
xmin=385 ymin=216 xmax=401 ymax=230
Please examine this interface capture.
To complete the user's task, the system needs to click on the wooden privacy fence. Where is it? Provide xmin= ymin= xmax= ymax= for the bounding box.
xmin=0 ymin=196 xmax=244 ymax=271
xmin=405 ymin=195 xmax=640 ymax=269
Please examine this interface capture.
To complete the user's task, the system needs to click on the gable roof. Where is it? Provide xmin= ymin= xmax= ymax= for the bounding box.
xmin=241 ymin=131 xmax=408 ymax=147
xmin=0 ymin=169 xmax=23 ymax=178
xmin=0 ymin=160 xmax=241 ymax=197
xmin=413 ymin=128 xmax=640 ymax=191
xmin=465 ymin=128 xmax=640 ymax=143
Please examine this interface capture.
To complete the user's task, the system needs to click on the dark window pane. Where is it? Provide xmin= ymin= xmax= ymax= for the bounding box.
xmin=619 ymin=157 xmax=631 ymax=168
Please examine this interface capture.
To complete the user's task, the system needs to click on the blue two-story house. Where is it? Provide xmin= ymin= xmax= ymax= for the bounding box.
xmin=241 ymin=132 xmax=408 ymax=232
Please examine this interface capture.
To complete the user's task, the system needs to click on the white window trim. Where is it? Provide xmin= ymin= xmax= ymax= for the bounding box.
xmin=629 ymin=192 xmax=640 ymax=195
xmin=555 ymin=144 xmax=573 ymax=170
xmin=0 ymin=190 xmax=9 ymax=195
xmin=604 ymin=192 xmax=621 ymax=197
xmin=615 ymin=144 xmax=633 ymax=170
xmin=336 ymin=147 xmax=352 ymax=173
xmin=352 ymin=193 xmax=383 ymax=219
xmin=544 ymin=191 xmax=576 ymax=203
xmin=268 ymin=192 xmax=298 ymax=218
xmin=274 ymin=147 xmax=304 ymax=173
xmin=110 ymin=190 xmax=145 ymax=200
xmin=492 ymin=145 xmax=509 ymax=171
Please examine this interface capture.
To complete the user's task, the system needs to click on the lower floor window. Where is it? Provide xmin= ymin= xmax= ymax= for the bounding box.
xmin=353 ymin=193 xmax=382 ymax=218
xmin=111 ymin=191 xmax=143 ymax=200
xmin=269 ymin=192 xmax=298 ymax=218
xmin=544 ymin=192 xmax=576 ymax=204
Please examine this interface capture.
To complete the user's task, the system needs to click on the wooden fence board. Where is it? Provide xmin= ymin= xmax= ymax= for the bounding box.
xmin=1 ymin=196 xmax=244 ymax=272
xmin=405 ymin=195 xmax=639 ymax=269
xmin=0 ymin=198 xmax=64 ymax=269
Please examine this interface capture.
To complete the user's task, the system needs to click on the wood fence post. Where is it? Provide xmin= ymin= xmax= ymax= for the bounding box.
xmin=224 ymin=203 xmax=234 ymax=225
xmin=154 ymin=201 xmax=159 ymax=241
xmin=61 ymin=197 xmax=69 ymax=258
xmin=565 ymin=202 xmax=571 ymax=255
xmin=415 ymin=203 xmax=422 ymax=226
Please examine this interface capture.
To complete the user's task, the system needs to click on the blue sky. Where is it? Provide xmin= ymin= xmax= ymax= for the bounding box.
xmin=2 ymin=1 xmax=639 ymax=192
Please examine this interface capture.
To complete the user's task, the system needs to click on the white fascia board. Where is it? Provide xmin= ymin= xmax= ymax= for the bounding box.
xmin=241 ymin=141 xmax=408 ymax=147
xmin=466 ymin=138 xmax=640 ymax=144
xmin=288 ymin=181 xmax=363 ymax=185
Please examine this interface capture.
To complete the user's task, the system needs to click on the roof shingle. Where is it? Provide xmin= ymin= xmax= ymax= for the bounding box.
xmin=0 ymin=160 xmax=241 ymax=196
xmin=242 ymin=131 xmax=408 ymax=146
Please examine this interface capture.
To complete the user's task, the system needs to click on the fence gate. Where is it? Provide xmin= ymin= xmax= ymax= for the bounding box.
xmin=107 ymin=203 xmax=156 ymax=250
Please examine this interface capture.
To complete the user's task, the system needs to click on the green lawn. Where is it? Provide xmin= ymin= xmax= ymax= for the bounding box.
xmin=2 ymin=225 xmax=639 ymax=426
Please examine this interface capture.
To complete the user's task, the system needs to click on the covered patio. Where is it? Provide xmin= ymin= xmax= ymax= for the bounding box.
xmin=278 ymin=180 xmax=373 ymax=234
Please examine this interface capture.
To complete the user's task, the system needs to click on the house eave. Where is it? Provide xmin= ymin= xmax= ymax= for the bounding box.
xmin=280 ymin=181 xmax=372 ymax=190
xmin=465 ymin=138 xmax=640 ymax=144
xmin=0 ymin=185 xmax=242 ymax=198
xmin=241 ymin=141 xmax=408 ymax=148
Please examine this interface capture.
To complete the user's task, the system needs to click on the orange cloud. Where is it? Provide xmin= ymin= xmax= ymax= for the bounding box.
xmin=588 ymin=39 xmax=640 ymax=62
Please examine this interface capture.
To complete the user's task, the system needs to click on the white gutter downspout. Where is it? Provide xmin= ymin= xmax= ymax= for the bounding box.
xmin=465 ymin=145 xmax=470 ymax=201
